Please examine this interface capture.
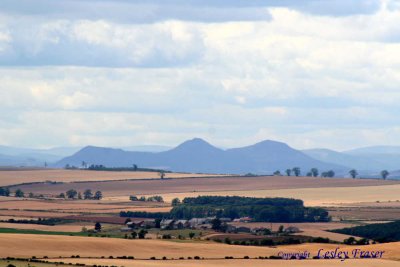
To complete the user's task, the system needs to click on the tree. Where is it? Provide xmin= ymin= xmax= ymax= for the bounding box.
xmin=155 ymin=218 xmax=162 ymax=228
xmin=292 ymin=167 xmax=301 ymax=177
xmin=132 ymin=164 xmax=138 ymax=171
xmin=263 ymin=228 xmax=272 ymax=235
xmin=95 ymin=222 xmax=102 ymax=232
xmin=28 ymin=192 xmax=35 ymax=198
xmin=138 ymin=229 xmax=147 ymax=239
xmin=78 ymin=192 xmax=82 ymax=200
xmin=171 ymin=198 xmax=181 ymax=206
xmin=83 ymin=189 xmax=93 ymax=200
xmin=159 ymin=171 xmax=166 ymax=179
xmin=66 ymin=189 xmax=78 ymax=199
xmin=278 ymin=225 xmax=284 ymax=233
xmin=311 ymin=168 xmax=319 ymax=177
xmin=129 ymin=195 xmax=138 ymax=201
xmin=322 ymin=170 xmax=335 ymax=178
xmin=58 ymin=192 xmax=66 ymax=198
xmin=0 ymin=187 xmax=10 ymax=196
xmin=327 ymin=170 xmax=335 ymax=178
xmin=285 ymin=169 xmax=292 ymax=176
xmin=349 ymin=169 xmax=358 ymax=179
xmin=211 ymin=218 xmax=222 ymax=231
xmin=147 ymin=196 xmax=164 ymax=202
xmin=15 ymin=189 xmax=24 ymax=198
xmin=189 ymin=232 xmax=195 ymax=239
xmin=344 ymin=236 xmax=356 ymax=245
xmin=273 ymin=170 xmax=281 ymax=176
xmin=81 ymin=161 xmax=87 ymax=169
xmin=131 ymin=231 xmax=138 ymax=239
xmin=306 ymin=172 xmax=312 ymax=177
xmin=94 ymin=191 xmax=103 ymax=200
xmin=381 ymin=170 xmax=389 ymax=180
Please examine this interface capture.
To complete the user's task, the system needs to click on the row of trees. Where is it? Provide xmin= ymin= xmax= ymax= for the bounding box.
xmin=0 ymin=187 xmax=24 ymax=197
xmin=59 ymin=189 xmax=103 ymax=200
xmin=348 ymin=169 xmax=390 ymax=180
xmin=66 ymin=162 xmax=168 ymax=179
xmin=274 ymin=167 xmax=334 ymax=178
xmin=129 ymin=195 xmax=164 ymax=202
xmin=274 ymin=167 xmax=390 ymax=179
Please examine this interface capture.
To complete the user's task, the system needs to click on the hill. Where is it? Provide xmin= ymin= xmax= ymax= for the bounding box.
xmin=55 ymin=138 xmax=344 ymax=174
xmin=303 ymin=148 xmax=385 ymax=171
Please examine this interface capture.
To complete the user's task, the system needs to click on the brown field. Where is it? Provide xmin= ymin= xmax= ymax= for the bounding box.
xmin=0 ymin=198 xmax=171 ymax=214
xmin=229 ymin=222 xmax=361 ymax=242
xmin=10 ymin=176 xmax=400 ymax=207
xmin=154 ymin=184 xmax=400 ymax=206
xmin=328 ymin=207 xmax=400 ymax=221
xmin=51 ymin=259 xmax=400 ymax=267
xmin=0 ymin=169 xmax=227 ymax=186
xmin=0 ymin=234 xmax=399 ymax=262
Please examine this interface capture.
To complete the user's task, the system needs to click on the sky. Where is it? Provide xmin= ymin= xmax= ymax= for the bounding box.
xmin=1 ymin=0 xmax=400 ymax=151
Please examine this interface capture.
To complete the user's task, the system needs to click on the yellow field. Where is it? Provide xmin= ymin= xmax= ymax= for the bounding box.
xmin=154 ymin=184 xmax=400 ymax=206
xmin=0 ymin=222 xmax=89 ymax=232
xmin=54 ymin=259 xmax=400 ymax=267
xmin=0 ymin=234 xmax=399 ymax=265
xmin=0 ymin=169 xmax=226 ymax=186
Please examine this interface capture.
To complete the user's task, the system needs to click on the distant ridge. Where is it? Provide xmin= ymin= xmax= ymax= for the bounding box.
xmin=55 ymin=138 xmax=345 ymax=175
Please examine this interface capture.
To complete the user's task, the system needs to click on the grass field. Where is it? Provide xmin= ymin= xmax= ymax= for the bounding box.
xmin=0 ymin=169 xmax=227 ymax=187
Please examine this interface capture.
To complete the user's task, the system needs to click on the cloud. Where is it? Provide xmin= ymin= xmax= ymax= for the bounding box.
xmin=0 ymin=1 xmax=400 ymax=150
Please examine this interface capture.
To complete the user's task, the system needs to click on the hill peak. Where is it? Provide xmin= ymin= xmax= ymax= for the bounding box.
xmin=172 ymin=138 xmax=222 ymax=152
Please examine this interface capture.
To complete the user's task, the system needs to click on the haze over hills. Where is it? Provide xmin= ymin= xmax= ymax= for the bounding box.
xmin=3 ymin=140 xmax=400 ymax=177
xmin=55 ymin=138 xmax=345 ymax=174
xmin=0 ymin=145 xmax=83 ymax=167
xmin=303 ymin=147 xmax=400 ymax=174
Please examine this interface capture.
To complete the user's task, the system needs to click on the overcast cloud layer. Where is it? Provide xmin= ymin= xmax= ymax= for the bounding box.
xmin=1 ymin=0 xmax=400 ymax=150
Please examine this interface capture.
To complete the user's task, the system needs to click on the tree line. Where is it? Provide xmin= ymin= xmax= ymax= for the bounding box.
xmin=274 ymin=167 xmax=391 ymax=179
xmin=58 ymin=189 xmax=103 ymax=200
xmin=129 ymin=195 xmax=164 ymax=202
xmin=169 ymin=196 xmax=330 ymax=222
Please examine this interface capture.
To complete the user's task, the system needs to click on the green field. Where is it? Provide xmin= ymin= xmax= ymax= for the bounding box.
xmin=0 ymin=259 xmax=59 ymax=267
xmin=0 ymin=228 xmax=87 ymax=237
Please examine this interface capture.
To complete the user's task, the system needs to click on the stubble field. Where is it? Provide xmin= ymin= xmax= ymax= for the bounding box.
xmin=0 ymin=169 xmax=226 ymax=186
xmin=0 ymin=234 xmax=399 ymax=267
xmin=9 ymin=175 xmax=400 ymax=207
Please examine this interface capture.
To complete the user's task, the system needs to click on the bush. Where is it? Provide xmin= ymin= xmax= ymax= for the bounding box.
xmin=269 ymin=255 xmax=283 ymax=259
xmin=243 ymin=256 xmax=250 ymax=259
xmin=194 ymin=256 xmax=200 ymax=260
